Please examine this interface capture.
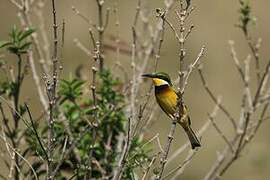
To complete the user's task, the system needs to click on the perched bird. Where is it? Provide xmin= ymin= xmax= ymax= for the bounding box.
xmin=142 ymin=72 xmax=201 ymax=149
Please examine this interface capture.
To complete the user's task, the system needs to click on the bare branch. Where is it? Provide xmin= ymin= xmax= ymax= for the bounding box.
xmin=198 ymin=66 xmax=237 ymax=129
xmin=46 ymin=0 xmax=59 ymax=179
xmin=208 ymin=98 xmax=234 ymax=153
xmin=155 ymin=118 xmax=177 ymax=180
xmin=73 ymin=38 xmax=92 ymax=57
xmin=71 ymin=6 xmax=94 ymax=26
xmin=0 ymin=134 xmax=38 ymax=180
xmin=112 ymin=118 xmax=131 ymax=180
xmin=7 ymin=0 xmax=23 ymax=10
xmin=25 ymin=103 xmax=49 ymax=163
xmin=182 ymin=45 xmax=206 ymax=92
xmin=86 ymin=66 xmax=98 ymax=179
xmin=142 ymin=155 xmax=157 ymax=180
xmin=164 ymin=150 xmax=197 ymax=180
xmin=27 ymin=51 xmax=48 ymax=110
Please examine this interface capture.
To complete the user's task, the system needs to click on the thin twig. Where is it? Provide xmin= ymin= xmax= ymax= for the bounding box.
xmin=133 ymin=0 xmax=141 ymax=27
xmin=51 ymin=125 xmax=92 ymax=178
xmin=34 ymin=3 xmax=51 ymax=69
xmin=160 ymin=12 xmax=181 ymax=43
xmin=244 ymin=35 xmax=261 ymax=83
xmin=27 ymin=50 xmax=48 ymax=110
xmin=19 ymin=9 xmax=50 ymax=74
xmin=182 ymin=45 xmax=205 ymax=92
xmin=184 ymin=24 xmax=194 ymax=41
xmin=85 ymin=66 xmax=98 ymax=179
xmin=113 ymin=3 xmax=120 ymax=62
xmin=0 ymin=134 xmax=39 ymax=180
xmin=73 ymin=38 xmax=92 ymax=57
xmin=89 ymin=28 xmax=96 ymax=49
xmin=198 ymin=66 xmax=237 ymax=129
xmin=203 ymin=136 xmax=239 ymax=180
xmin=229 ymin=41 xmax=253 ymax=110
xmin=163 ymin=150 xmax=196 ymax=180
xmin=25 ymin=103 xmax=49 ymax=162
xmin=141 ymin=155 xmax=157 ymax=180
xmin=0 ymin=96 xmax=32 ymax=130
xmin=208 ymin=110 xmax=234 ymax=153
xmin=155 ymin=118 xmax=178 ymax=180
xmin=96 ymin=0 xmax=105 ymax=70
xmin=7 ymin=0 xmax=23 ymax=9
xmin=112 ymin=118 xmax=131 ymax=180
xmin=141 ymin=133 xmax=164 ymax=153
xmin=71 ymin=6 xmax=94 ymax=26
xmin=46 ymin=0 xmax=59 ymax=179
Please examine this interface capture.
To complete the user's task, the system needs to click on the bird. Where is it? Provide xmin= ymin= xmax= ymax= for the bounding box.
xmin=142 ymin=72 xmax=201 ymax=149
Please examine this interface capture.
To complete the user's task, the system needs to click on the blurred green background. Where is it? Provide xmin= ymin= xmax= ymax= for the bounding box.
xmin=0 ymin=0 xmax=270 ymax=179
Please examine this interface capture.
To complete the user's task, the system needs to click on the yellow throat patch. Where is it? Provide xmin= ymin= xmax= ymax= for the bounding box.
xmin=152 ymin=78 xmax=169 ymax=86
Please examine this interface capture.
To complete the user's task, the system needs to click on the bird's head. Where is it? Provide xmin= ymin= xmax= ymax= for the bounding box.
xmin=142 ymin=72 xmax=172 ymax=86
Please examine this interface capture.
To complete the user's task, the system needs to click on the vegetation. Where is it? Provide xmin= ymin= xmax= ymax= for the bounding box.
xmin=0 ymin=0 xmax=269 ymax=179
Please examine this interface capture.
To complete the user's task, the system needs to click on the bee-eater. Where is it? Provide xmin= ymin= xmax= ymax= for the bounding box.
xmin=142 ymin=72 xmax=201 ymax=149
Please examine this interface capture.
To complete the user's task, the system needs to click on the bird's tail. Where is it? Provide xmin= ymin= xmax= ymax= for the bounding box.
xmin=184 ymin=126 xmax=201 ymax=149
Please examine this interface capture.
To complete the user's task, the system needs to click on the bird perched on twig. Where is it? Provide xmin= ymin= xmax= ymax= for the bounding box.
xmin=142 ymin=72 xmax=201 ymax=149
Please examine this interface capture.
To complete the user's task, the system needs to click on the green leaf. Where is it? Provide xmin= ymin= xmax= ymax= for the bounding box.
xmin=10 ymin=26 xmax=19 ymax=43
xmin=0 ymin=41 xmax=12 ymax=49
xmin=72 ymin=80 xmax=84 ymax=90
xmin=19 ymin=28 xmax=35 ymax=41
xmin=7 ymin=46 xmax=18 ymax=54
xmin=19 ymin=41 xmax=32 ymax=50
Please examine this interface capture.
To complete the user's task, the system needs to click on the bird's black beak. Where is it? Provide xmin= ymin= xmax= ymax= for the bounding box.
xmin=142 ymin=73 xmax=155 ymax=78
